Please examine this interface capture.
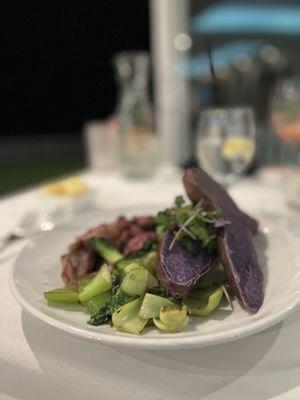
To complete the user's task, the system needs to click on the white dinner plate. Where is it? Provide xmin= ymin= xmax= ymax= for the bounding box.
xmin=10 ymin=207 xmax=300 ymax=349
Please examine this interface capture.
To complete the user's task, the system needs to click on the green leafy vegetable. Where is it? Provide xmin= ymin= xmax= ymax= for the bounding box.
xmin=112 ymin=297 xmax=143 ymax=327
xmin=78 ymin=276 xmax=94 ymax=292
xmin=121 ymin=267 xmax=158 ymax=296
xmin=110 ymin=287 xmax=137 ymax=314
xmin=153 ymin=305 xmax=189 ymax=333
xmin=81 ymin=291 xmax=111 ymax=315
xmin=87 ymin=286 xmax=136 ymax=326
xmin=117 ymin=251 xmax=157 ymax=273
xmin=88 ymin=303 xmax=111 ymax=326
xmin=148 ymin=284 xmax=167 ymax=297
xmin=112 ymin=297 xmax=149 ymax=335
xmin=154 ymin=195 xmax=222 ymax=251
xmin=78 ymin=264 xmax=112 ymax=302
xmin=139 ymin=293 xmax=175 ymax=319
xmin=90 ymin=237 xmax=124 ymax=263
xmin=183 ymin=286 xmax=224 ymax=317
xmin=117 ymin=314 xmax=149 ymax=335
xmin=140 ymin=251 xmax=157 ymax=271
xmin=44 ymin=288 xmax=79 ymax=304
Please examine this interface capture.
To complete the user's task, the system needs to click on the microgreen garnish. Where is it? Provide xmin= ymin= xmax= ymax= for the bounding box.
xmin=155 ymin=195 xmax=227 ymax=252
xmin=221 ymin=285 xmax=234 ymax=310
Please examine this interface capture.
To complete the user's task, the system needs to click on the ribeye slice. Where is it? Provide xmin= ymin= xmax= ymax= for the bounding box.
xmin=183 ymin=167 xmax=263 ymax=313
xmin=61 ymin=247 xmax=98 ymax=287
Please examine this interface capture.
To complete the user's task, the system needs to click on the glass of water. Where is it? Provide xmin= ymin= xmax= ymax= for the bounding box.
xmin=196 ymin=108 xmax=256 ymax=186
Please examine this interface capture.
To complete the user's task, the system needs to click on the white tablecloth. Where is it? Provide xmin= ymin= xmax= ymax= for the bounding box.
xmin=1 ymin=169 xmax=300 ymax=400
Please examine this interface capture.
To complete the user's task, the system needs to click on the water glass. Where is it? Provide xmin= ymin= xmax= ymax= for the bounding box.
xmin=196 ymin=108 xmax=256 ymax=185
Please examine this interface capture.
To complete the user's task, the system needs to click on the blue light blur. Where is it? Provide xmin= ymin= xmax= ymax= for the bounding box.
xmin=192 ymin=5 xmax=300 ymax=35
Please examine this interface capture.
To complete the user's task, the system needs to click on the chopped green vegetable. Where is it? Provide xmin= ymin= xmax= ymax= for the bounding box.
xmin=148 ymin=284 xmax=167 ymax=297
xmin=140 ymin=251 xmax=157 ymax=271
xmin=146 ymin=271 xmax=158 ymax=289
xmin=87 ymin=287 xmax=135 ymax=326
xmin=175 ymin=195 xmax=185 ymax=207
xmin=112 ymin=297 xmax=143 ymax=328
xmin=117 ymin=251 xmax=157 ymax=273
xmin=139 ymin=293 xmax=174 ymax=319
xmin=44 ymin=287 xmax=79 ymax=304
xmin=153 ymin=305 xmax=189 ymax=333
xmin=112 ymin=297 xmax=149 ymax=335
xmin=117 ymin=314 xmax=149 ymax=335
xmin=79 ymin=264 xmax=112 ymax=302
xmin=122 ymin=262 xmax=143 ymax=274
xmin=110 ymin=287 xmax=137 ymax=313
xmin=121 ymin=267 xmax=158 ymax=296
xmin=183 ymin=287 xmax=223 ymax=316
xmin=90 ymin=237 xmax=124 ymax=263
xmin=117 ymin=258 xmax=138 ymax=271
xmin=145 ymin=318 xmax=155 ymax=327
xmin=121 ymin=267 xmax=147 ymax=296
xmin=78 ymin=276 xmax=93 ymax=292
xmin=81 ymin=291 xmax=111 ymax=315
xmin=88 ymin=303 xmax=111 ymax=326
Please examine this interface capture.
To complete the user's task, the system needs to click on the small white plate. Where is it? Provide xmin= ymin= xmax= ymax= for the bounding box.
xmin=10 ymin=208 xmax=300 ymax=349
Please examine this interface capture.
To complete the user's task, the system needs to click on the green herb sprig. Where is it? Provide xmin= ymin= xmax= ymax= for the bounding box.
xmin=155 ymin=195 xmax=224 ymax=252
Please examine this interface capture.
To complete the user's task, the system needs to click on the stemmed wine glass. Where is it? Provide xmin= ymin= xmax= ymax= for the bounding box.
xmin=196 ymin=108 xmax=256 ymax=186
xmin=270 ymin=77 xmax=300 ymax=164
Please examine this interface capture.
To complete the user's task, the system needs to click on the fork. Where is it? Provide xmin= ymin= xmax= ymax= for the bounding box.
xmin=0 ymin=212 xmax=38 ymax=250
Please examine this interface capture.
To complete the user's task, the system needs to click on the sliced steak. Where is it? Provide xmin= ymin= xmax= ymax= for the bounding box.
xmin=183 ymin=167 xmax=263 ymax=313
xmin=135 ymin=216 xmax=156 ymax=229
xmin=123 ymin=231 xmax=157 ymax=256
xmin=61 ymin=247 xmax=98 ymax=287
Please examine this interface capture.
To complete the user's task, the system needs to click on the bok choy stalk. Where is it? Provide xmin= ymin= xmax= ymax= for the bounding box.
xmin=79 ymin=264 xmax=112 ymax=302
xmin=116 ymin=251 xmax=157 ymax=273
xmin=78 ymin=276 xmax=94 ymax=292
xmin=121 ymin=267 xmax=158 ymax=296
xmin=90 ymin=237 xmax=124 ymax=263
xmin=81 ymin=291 xmax=111 ymax=315
xmin=154 ymin=305 xmax=189 ymax=333
xmin=139 ymin=293 xmax=175 ymax=319
xmin=183 ymin=286 xmax=223 ymax=316
xmin=87 ymin=284 xmax=137 ymax=326
xmin=112 ymin=297 xmax=149 ymax=335
xmin=44 ymin=288 xmax=79 ymax=304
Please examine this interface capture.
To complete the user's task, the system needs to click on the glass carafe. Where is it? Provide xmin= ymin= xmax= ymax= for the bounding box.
xmin=113 ymin=51 xmax=160 ymax=178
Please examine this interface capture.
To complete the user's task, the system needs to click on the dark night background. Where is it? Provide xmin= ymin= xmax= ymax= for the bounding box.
xmin=1 ymin=1 xmax=149 ymax=194
xmin=1 ymin=0 xmax=150 ymax=136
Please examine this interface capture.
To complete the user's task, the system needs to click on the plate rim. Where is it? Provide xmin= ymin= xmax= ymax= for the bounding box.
xmin=9 ymin=210 xmax=300 ymax=349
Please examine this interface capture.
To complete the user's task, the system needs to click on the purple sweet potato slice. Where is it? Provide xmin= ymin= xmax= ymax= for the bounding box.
xmin=156 ymin=230 xmax=215 ymax=298
xmin=183 ymin=167 xmax=263 ymax=313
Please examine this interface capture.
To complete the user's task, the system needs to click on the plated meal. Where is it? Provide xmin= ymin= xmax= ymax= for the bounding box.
xmin=44 ymin=167 xmax=264 ymax=335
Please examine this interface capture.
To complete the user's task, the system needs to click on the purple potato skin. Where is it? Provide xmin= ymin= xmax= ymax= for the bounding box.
xmin=183 ymin=167 xmax=264 ymax=313
xmin=156 ymin=230 xmax=215 ymax=298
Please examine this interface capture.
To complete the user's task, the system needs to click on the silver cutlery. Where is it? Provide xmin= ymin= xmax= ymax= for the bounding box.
xmin=0 ymin=212 xmax=40 ymax=250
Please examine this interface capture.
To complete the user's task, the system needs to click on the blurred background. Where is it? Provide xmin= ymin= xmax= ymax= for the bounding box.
xmin=3 ymin=0 xmax=300 ymax=194
xmin=1 ymin=0 xmax=149 ymax=194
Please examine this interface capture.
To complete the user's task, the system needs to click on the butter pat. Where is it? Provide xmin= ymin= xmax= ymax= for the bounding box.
xmin=41 ymin=177 xmax=88 ymax=198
